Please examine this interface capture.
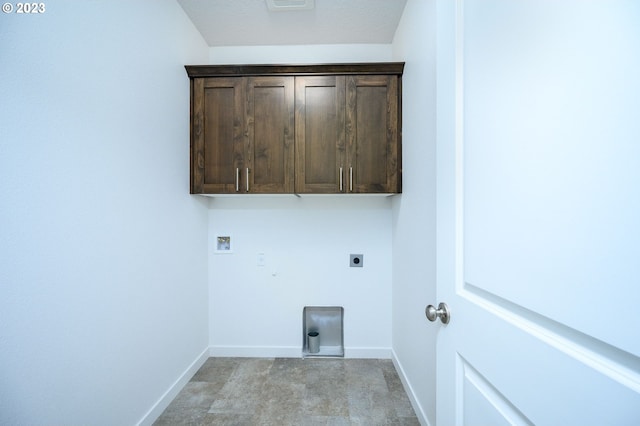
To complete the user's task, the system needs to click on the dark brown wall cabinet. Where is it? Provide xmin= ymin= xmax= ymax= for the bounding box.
xmin=186 ymin=63 xmax=403 ymax=195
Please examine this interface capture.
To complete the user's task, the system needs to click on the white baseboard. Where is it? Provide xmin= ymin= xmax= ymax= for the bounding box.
xmin=345 ymin=347 xmax=392 ymax=359
xmin=391 ymin=349 xmax=431 ymax=426
xmin=209 ymin=345 xmax=300 ymax=358
xmin=208 ymin=345 xmax=392 ymax=359
xmin=136 ymin=347 xmax=209 ymax=426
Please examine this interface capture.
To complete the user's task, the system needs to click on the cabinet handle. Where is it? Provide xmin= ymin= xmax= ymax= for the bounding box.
xmin=349 ymin=167 xmax=353 ymax=192
xmin=236 ymin=168 xmax=240 ymax=192
xmin=339 ymin=167 xmax=343 ymax=192
xmin=246 ymin=168 xmax=250 ymax=192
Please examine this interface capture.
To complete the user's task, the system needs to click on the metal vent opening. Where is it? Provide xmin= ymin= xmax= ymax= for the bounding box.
xmin=266 ymin=0 xmax=315 ymax=12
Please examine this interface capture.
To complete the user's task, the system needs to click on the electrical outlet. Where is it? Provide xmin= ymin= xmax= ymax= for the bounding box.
xmin=350 ymin=254 xmax=363 ymax=267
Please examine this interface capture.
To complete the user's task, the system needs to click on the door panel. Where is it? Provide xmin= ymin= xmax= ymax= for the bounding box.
xmin=295 ymin=76 xmax=346 ymax=193
xmin=455 ymin=295 xmax=640 ymax=425
xmin=246 ymin=76 xmax=294 ymax=193
xmin=192 ymin=78 xmax=244 ymax=193
xmin=460 ymin=358 xmax=531 ymax=426
xmin=436 ymin=0 xmax=640 ymax=424
xmin=346 ymin=75 xmax=399 ymax=193
xmin=353 ymin=84 xmax=387 ymax=186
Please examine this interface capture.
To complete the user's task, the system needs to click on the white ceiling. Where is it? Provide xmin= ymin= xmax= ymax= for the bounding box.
xmin=177 ymin=0 xmax=408 ymax=47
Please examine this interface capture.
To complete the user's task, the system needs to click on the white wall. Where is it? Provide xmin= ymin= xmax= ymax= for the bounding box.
xmin=0 ymin=1 xmax=210 ymax=424
xmin=210 ymin=44 xmax=393 ymax=64
xmin=204 ymin=45 xmax=396 ymax=358
xmin=204 ymin=44 xmax=398 ymax=357
xmin=208 ymin=197 xmax=392 ymax=357
xmin=391 ymin=0 xmax=438 ymax=424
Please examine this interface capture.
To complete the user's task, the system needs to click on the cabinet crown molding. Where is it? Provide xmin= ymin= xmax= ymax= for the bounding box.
xmin=185 ymin=62 xmax=404 ymax=78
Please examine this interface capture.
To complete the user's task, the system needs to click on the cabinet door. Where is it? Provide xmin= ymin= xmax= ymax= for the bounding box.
xmin=191 ymin=77 xmax=244 ymax=193
xmin=295 ymin=76 xmax=346 ymax=193
xmin=246 ymin=76 xmax=295 ymax=193
xmin=346 ymin=75 xmax=401 ymax=193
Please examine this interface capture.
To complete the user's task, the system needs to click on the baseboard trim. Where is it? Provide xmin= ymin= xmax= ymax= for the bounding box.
xmin=391 ymin=349 xmax=431 ymax=426
xmin=136 ymin=347 xmax=209 ymax=426
xmin=209 ymin=345 xmax=300 ymax=358
xmin=345 ymin=347 xmax=392 ymax=359
xmin=208 ymin=345 xmax=392 ymax=359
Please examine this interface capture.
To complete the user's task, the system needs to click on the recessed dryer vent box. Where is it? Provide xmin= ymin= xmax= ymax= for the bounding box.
xmin=302 ymin=306 xmax=344 ymax=358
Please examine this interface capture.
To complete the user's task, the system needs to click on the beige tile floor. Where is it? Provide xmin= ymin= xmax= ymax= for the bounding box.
xmin=154 ymin=357 xmax=420 ymax=426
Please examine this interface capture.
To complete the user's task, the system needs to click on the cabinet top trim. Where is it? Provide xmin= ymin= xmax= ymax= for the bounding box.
xmin=185 ymin=62 xmax=404 ymax=78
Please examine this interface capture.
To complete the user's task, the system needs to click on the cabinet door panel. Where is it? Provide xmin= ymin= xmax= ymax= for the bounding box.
xmin=295 ymin=76 xmax=346 ymax=193
xmin=247 ymin=77 xmax=294 ymax=193
xmin=346 ymin=75 xmax=400 ymax=193
xmin=192 ymin=77 xmax=244 ymax=193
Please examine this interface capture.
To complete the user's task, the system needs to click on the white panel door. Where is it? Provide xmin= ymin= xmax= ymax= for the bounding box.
xmin=435 ymin=1 xmax=640 ymax=424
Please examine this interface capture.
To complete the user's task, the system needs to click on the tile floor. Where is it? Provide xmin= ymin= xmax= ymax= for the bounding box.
xmin=153 ymin=357 xmax=420 ymax=426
